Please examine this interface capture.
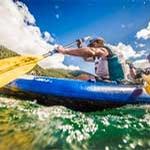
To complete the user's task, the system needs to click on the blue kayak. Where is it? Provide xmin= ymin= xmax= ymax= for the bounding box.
xmin=2 ymin=75 xmax=150 ymax=111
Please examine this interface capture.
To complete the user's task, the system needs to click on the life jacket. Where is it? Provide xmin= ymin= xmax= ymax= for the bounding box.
xmin=104 ymin=46 xmax=125 ymax=81
xmin=94 ymin=46 xmax=125 ymax=81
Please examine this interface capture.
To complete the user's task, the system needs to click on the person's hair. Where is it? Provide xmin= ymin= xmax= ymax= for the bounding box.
xmin=88 ymin=38 xmax=105 ymax=47
xmin=147 ymin=54 xmax=150 ymax=62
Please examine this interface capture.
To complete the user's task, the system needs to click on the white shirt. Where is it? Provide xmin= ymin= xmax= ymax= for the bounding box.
xmin=95 ymin=56 xmax=109 ymax=79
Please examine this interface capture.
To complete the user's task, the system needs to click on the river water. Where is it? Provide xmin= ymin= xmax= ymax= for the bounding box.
xmin=0 ymin=94 xmax=150 ymax=150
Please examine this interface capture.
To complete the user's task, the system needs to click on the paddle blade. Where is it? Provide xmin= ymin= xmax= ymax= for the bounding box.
xmin=0 ymin=55 xmax=43 ymax=74
xmin=0 ymin=63 xmax=37 ymax=88
xmin=143 ymin=75 xmax=150 ymax=95
xmin=143 ymin=74 xmax=150 ymax=85
xmin=144 ymin=83 xmax=150 ymax=95
xmin=0 ymin=55 xmax=44 ymax=88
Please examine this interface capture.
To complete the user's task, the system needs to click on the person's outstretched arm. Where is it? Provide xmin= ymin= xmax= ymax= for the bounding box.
xmin=56 ymin=46 xmax=108 ymax=58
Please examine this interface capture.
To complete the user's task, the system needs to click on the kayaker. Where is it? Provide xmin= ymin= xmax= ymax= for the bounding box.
xmin=56 ymin=37 xmax=126 ymax=82
xmin=147 ymin=54 xmax=150 ymax=63
xmin=127 ymin=54 xmax=150 ymax=84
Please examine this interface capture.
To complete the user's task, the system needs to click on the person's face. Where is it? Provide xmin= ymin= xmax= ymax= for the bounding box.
xmin=91 ymin=41 xmax=102 ymax=48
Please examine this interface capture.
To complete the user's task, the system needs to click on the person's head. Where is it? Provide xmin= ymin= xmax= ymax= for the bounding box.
xmin=147 ymin=54 xmax=150 ymax=63
xmin=88 ymin=37 xmax=105 ymax=48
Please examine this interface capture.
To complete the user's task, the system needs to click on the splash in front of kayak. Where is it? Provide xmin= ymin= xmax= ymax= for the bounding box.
xmin=0 ymin=95 xmax=150 ymax=150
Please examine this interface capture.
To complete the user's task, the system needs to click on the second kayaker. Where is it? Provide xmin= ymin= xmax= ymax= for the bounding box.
xmin=56 ymin=37 xmax=127 ymax=82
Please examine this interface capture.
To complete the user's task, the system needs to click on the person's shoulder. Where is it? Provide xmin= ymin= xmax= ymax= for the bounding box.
xmin=98 ymin=47 xmax=108 ymax=53
xmin=89 ymin=47 xmax=106 ymax=51
xmin=89 ymin=47 xmax=96 ymax=50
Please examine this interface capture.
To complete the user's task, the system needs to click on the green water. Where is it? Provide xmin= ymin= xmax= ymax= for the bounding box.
xmin=0 ymin=95 xmax=150 ymax=150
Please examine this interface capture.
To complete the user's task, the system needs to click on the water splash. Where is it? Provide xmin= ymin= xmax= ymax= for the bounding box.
xmin=0 ymin=95 xmax=150 ymax=150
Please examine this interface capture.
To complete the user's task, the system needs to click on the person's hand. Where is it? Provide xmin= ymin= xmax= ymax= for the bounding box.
xmin=56 ymin=45 xmax=66 ymax=54
xmin=76 ymin=39 xmax=83 ymax=48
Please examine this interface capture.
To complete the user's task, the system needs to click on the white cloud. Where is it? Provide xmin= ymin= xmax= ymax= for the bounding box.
xmin=0 ymin=0 xmax=79 ymax=70
xmin=39 ymin=54 xmax=80 ymax=70
xmin=134 ymin=50 xmax=147 ymax=58
xmin=136 ymin=22 xmax=150 ymax=40
xmin=138 ymin=43 xmax=145 ymax=48
xmin=121 ymin=24 xmax=126 ymax=28
xmin=135 ymin=43 xmax=145 ymax=48
xmin=133 ymin=59 xmax=149 ymax=69
xmin=55 ymin=14 xmax=60 ymax=19
xmin=110 ymin=40 xmax=150 ymax=69
xmin=108 ymin=42 xmax=149 ymax=70
xmin=55 ymin=5 xmax=59 ymax=9
xmin=109 ymin=42 xmax=148 ymax=64
xmin=108 ymin=42 xmax=136 ymax=59
xmin=0 ymin=0 xmax=53 ymax=54
xmin=43 ymin=31 xmax=54 ymax=43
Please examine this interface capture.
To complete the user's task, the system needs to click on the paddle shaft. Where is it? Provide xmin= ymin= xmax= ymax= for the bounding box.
xmin=42 ymin=40 xmax=81 ymax=58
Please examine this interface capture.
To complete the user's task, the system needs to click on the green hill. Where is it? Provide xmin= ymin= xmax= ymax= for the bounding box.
xmin=0 ymin=45 xmax=19 ymax=59
xmin=0 ymin=45 xmax=93 ymax=79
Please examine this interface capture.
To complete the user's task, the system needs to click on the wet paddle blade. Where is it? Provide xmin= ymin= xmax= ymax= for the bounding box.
xmin=143 ymin=74 xmax=150 ymax=85
xmin=143 ymin=75 xmax=150 ymax=95
xmin=144 ymin=83 xmax=150 ymax=95
xmin=0 ymin=63 xmax=37 ymax=88
xmin=0 ymin=56 xmax=43 ymax=74
xmin=0 ymin=55 xmax=43 ymax=88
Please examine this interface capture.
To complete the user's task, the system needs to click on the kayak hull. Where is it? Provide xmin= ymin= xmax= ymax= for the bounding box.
xmin=1 ymin=75 xmax=150 ymax=111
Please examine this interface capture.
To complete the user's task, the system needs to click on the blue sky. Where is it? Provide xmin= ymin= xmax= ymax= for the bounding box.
xmin=21 ymin=0 xmax=150 ymax=45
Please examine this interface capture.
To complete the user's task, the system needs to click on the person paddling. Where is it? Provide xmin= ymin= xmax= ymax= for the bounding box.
xmin=56 ymin=37 xmax=126 ymax=82
xmin=128 ymin=54 xmax=150 ymax=82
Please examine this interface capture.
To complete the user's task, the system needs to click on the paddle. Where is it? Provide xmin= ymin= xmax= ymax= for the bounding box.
xmin=0 ymin=36 xmax=92 ymax=88
xmin=142 ymin=74 xmax=150 ymax=94
xmin=126 ymin=60 xmax=150 ymax=95
xmin=0 ymin=50 xmax=56 ymax=88
xmin=138 ymin=56 xmax=150 ymax=94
